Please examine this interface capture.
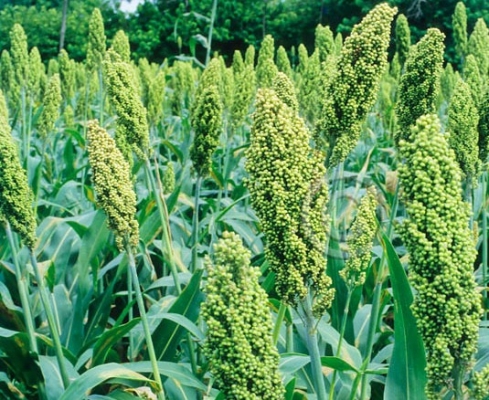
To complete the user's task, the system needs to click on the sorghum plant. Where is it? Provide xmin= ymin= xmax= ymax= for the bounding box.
xmin=202 ymin=231 xmax=284 ymax=400
xmin=395 ymin=28 xmax=444 ymax=140
xmin=399 ymin=114 xmax=482 ymax=398
xmin=395 ymin=14 xmax=411 ymax=70
xmin=316 ymin=3 xmax=397 ymax=166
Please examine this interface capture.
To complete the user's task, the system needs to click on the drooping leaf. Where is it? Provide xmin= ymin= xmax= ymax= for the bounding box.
xmin=152 ymin=269 xmax=204 ymax=361
xmin=91 ymin=318 xmax=141 ymax=366
xmin=58 ymin=363 xmax=155 ymax=400
xmin=383 ymin=232 xmax=427 ymax=400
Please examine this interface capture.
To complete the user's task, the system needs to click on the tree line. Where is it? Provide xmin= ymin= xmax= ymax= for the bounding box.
xmin=1 ymin=0 xmax=488 ymax=65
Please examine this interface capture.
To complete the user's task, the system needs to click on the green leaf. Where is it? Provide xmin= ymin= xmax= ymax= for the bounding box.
xmin=91 ymin=319 xmax=141 ymax=366
xmin=125 ymin=361 xmax=206 ymax=391
xmin=152 ymin=269 xmax=204 ymax=361
xmin=321 ymin=356 xmax=359 ymax=373
xmin=58 ymin=363 xmax=155 ymax=400
xmin=0 ymin=328 xmax=43 ymax=387
xmin=284 ymin=377 xmax=296 ymax=400
xmin=148 ymin=313 xmax=204 ymax=341
xmin=39 ymin=355 xmax=79 ymax=400
xmin=383 ymin=232 xmax=427 ymax=400
xmin=279 ymin=353 xmax=310 ymax=376
xmin=66 ymin=211 xmax=110 ymax=353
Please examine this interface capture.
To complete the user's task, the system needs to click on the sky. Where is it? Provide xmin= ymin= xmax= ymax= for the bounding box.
xmin=119 ymin=0 xmax=145 ymax=13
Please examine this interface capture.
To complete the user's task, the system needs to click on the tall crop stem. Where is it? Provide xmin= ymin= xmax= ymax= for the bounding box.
xmin=125 ymin=243 xmax=166 ymax=400
xmin=359 ymin=181 xmax=399 ymax=399
xmin=29 ymin=252 xmax=70 ymax=389
xmin=300 ymin=297 xmax=327 ymax=399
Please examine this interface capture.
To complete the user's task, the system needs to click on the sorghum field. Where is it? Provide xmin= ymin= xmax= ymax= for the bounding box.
xmin=0 ymin=2 xmax=488 ymax=400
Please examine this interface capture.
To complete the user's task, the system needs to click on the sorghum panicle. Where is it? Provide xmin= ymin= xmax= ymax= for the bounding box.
xmin=468 ymin=18 xmax=489 ymax=78
xmin=190 ymin=59 xmax=223 ymax=177
xmin=453 ymin=2 xmax=468 ymax=62
xmin=256 ymin=35 xmax=278 ymax=88
xmin=272 ymin=72 xmax=298 ymax=112
xmin=0 ymin=90 xmax=36 ymax=249
xmin=246 ymin=88 xmax=333 ymax=315
xmin=399 ymin=114 xmax=482 ymax=398
xmin=87 ymin=120 xmax=139 ymax=250
xmin=316 ymin=3 xmax=397 ymax=166
xmin=110 ymin=30 xmax=131 ymax=63
xmin=395 ymin=28 xmax=445 ymax=141
xmin=464 ymin=54 xmax=483 ymax=108
xmin=38 ymin=74 xmax=62 ymax=139
xmin=202 ymin=231 xmax=284 ymax=400
xmin=314 ymin=24 xmax=334 ymax=63
xmin=86 ymin=8 xmax=106 ymax=72
xmin=104 ymin=49 xmax=150 ymax=161
xmin=395 ymin=14 xmax=411 ymax=69
xmin=276 ymin=46 xmax=292 ymax=78
xmin=340 ymin=187 xmax=378 ymax=287
xmin=447 ymin=76 xmax=480 ymax=182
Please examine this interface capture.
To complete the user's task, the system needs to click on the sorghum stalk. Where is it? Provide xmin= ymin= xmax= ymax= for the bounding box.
xmin=359 ymin=182 xmax=400 ymax=399
xmin=205 ymin=0 xmax=218 ymax=65
xmin=331 ymin=188 xmax=377 ymax=399
xmin=202 ymin=232 xmax=284 ymax=399
xmin=87 ymin=120 xmax=165 ymax=400
xmin=29 ymin=252 xmax=71 ymax=389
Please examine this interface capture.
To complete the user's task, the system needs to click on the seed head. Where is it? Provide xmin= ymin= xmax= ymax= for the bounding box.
xmin=0 ymin=90 xmax=36 ymax=249
xmin=202 ymin=231 xmax=284 ymax=400
xmin=87 ymin=120 xmax=139 ymax=250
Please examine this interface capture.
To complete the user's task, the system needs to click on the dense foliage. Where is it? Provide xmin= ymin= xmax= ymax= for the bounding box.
xmin=0 ymin=2 xmax=488 ymax=400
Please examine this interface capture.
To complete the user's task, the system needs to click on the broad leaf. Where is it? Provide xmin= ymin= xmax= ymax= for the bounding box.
xmin=383 ymin=233 xmax=427 ymax=400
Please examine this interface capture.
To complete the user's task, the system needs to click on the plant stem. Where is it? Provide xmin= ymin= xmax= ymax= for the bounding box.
xmin=452 ymin=361 xmax=465 ymax=400
xmin=273 ymin=301 xmax=287 ymax=346
xmin=97 ymin=70 xmax=104 ymax=125
xmin=127 ymin=264 xmax=135 ymax=361
xmin=483 ymin=172 xmax=488 ymax=321
xmin=191 ymin=175 xmax=202 ymax=272
xmin=359 ymin=181 xmax=400 ymax=399
xmin=125 ymin=243 xmax=166 ymax=400
xmin=34 ymin=142 xmax=47 ymax=218
xmin=29 ymin=252 xmax=70 ymax=389
xmin=144 ymin=158 xmax=198 ymax=374
xmin=329 ymin=287 xmax=353 ymax=400
xmin=300 ymin=298 xmax=327 ymax=399
xmin=205 ymin=0 xmax=218 ymax=66
xmin=286 ymin=322 xmax=294 ymax=353
xmin=4 ymin=223 xmax=38 ymax=353
xmin=144 ymin=158 xmax=181 ymax=293
xmin=4 ymin=224 xmax=49 ymax=400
